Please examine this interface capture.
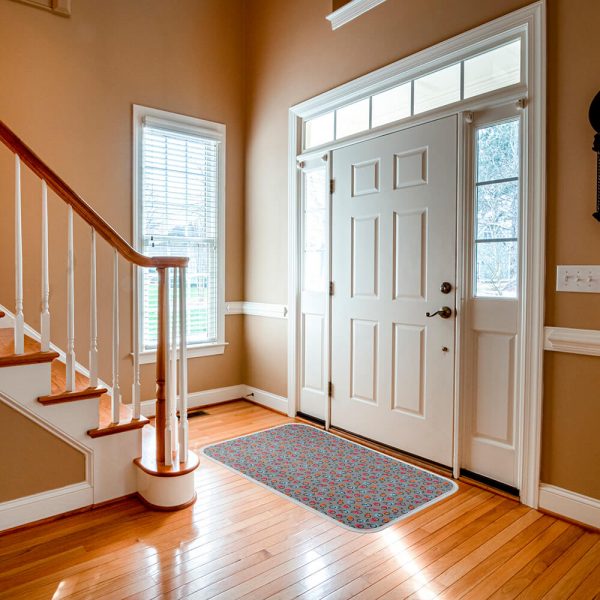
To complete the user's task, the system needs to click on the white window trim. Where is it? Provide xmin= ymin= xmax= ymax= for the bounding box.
xmin=132 ymin=104 xmax=226 ymax=362
xmin=288 ymin=1 xmax=545 ymax=508
xmin=326 ymin=0 xmax=387 ymax=30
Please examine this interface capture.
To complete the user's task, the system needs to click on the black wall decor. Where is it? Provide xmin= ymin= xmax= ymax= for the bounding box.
xmin=589 ymin=91 xmax=600 ymax=221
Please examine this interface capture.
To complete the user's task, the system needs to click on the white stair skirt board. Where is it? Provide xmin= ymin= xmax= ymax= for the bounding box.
xmin=0 ymin=483 xmax=93 ymax=532
xmin=141 ymin=384 xmax=287 ymax=417
xmin=539 ymin=484 xmax=600 ymax=529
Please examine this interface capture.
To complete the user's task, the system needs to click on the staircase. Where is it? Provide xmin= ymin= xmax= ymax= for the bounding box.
xmin=0 ymin=121 xmax=199 ymax=531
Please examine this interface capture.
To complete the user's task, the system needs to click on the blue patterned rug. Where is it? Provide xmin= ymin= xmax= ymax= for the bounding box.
xmin=202 ymin=424 xmax=457 ymax=531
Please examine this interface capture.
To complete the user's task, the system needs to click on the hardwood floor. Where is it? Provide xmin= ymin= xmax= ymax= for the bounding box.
xmin=0 ymin=400 xmax=599 ymax=599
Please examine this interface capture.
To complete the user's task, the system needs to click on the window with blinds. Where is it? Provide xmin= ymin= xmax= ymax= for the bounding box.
xmin=137 ymin=111 xmax=224 ymax=352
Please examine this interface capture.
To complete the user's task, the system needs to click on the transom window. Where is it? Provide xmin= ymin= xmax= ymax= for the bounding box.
xmin=303 ymin=37 xmax=522 ymax=150
xmin=133 ymin=106 xmax=225 ymax=360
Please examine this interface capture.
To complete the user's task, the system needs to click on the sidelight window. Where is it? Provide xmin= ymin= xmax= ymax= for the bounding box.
xmin=473 ymin=118 xmax=520 ymax=298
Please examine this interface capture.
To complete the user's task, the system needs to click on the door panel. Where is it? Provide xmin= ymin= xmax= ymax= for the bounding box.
xmin=299 ymin=157 xmax=330 ymax=421
xmin=331 ymin=116 xmax=458 ymax=467
xmin=461 ymin=108 xmax=522 ymax=489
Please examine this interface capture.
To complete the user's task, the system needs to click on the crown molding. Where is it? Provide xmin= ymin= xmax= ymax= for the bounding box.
xmin=326 ymin=0 xmax=387 ymax=30
xmin=10 ymin=0 xmax=71 ymax=16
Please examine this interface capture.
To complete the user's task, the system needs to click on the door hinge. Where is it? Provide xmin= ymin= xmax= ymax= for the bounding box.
xmin=330 ymin=179 xmax=335 ymax=194
xmin=328 ymin=381 xmax=334 ymax=397
xmin=329 ymin=281 xmax=335 ymax=296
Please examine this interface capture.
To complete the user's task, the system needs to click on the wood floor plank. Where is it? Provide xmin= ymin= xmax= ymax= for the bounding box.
xmin=0 ymin=400 xmax=598 ymax=600
xmin=540 ymin=539 xmax=600 ymax=599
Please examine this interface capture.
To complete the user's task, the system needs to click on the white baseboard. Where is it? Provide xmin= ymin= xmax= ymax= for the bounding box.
xmin=0 ymin=482 xmax=93 ymax=532
xmin=539 ymin=484 xmax=600 ymax=529
xmin=141 ymin=384 xmax=247 ymax=417
xmin=225 ymin=301 xmax=288 ymax=319
xmin=141 ymin=384 xmax=288 ymax=417
xmin=244 ymin=386 xmax=288 ymax=414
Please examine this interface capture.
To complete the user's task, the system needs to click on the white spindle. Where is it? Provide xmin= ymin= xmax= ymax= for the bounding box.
xmin=40 ymin=180 xmax=50 ymax=352
xmin=131 ymin=264 xmax=141 ymax=420
xmin=89 ymin=228 xmax=98 ymax=388
xmin=170 ymin=269 xmax=179 ymax=459
xmin=111 ymin=249 xmax=121 ymax=423
xmin=178 ymin=266 xmax=188 ymax=461
xmin=164 ymin=269 xmax=173 ymax=466
xmin=14 ymin=156 xmax=24 ymax=355
xmin=66 ymin=206 xmax=76 ymax=391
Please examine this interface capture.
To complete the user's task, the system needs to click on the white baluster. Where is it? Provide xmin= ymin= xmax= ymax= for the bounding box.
xmin=164 ymin=269 xmax=173 ymax=466
xmin=89 ymin=228 xmax=98 ymax=388
xmin=170 ymin=269 xmax=178 ymax=459
xmin=131 ymin=264 xmax=141 ymax=420
xmin=40 ymin=180 xmax=50 ymax=352
xmin=14 ymin=156 xmax=24 ymax=355
xmin=178 ymin=266 xmax=188 ymax=461
xmin=112 ymin=249 xmax=121 ymax=423
xmin=66 ymin=206 xmax=76 ymax=391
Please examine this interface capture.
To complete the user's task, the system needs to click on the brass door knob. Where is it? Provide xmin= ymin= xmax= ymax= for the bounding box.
xmin=426 ymin=306 xmax=453 ymax=319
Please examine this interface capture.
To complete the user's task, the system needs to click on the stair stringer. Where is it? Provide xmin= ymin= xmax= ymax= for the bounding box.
xmin=0 ymin=362 xmax=143 ymax=530
xmin=0 ymin=388 xmax=94 ymax=531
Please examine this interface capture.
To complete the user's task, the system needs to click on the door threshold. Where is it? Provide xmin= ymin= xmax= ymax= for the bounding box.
xmin=459 ymin=469 xmax=519 ymax=499
xmin=296 ymin=411 xmax=326 ymax=427
xmin=329 ymin=426 xmax=453 ymax=478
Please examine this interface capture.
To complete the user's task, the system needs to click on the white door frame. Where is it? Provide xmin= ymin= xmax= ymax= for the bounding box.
xmin=288 ymin=1 xmax=546 ymax=507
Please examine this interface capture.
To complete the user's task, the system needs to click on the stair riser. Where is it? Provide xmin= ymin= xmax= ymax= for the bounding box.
xmin=92 ymin=430 xmax=143 ymax=504
xmin=0 ymin=362 xmax=52 ymax=399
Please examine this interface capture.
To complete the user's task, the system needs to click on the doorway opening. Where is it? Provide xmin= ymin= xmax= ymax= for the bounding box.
xmin=288 ymin=2 xmax=545 ymax=507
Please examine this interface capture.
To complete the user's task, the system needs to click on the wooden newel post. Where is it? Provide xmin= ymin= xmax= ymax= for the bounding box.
xmin=155 ymin=267 xmax=167 ymax=464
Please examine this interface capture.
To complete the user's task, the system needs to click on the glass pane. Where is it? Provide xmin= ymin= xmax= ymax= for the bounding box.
xmin=304 ymin=250 xmax=326 ymax=292
xmin=336 ymin=98 xmax=370 ymax=139
xmin=475 ymin=241 xmax=518 ymax=298
xmin=303 ymin=166 xmax=327 ymax=292
xmin=414 ymin=63 xmax=461 ymax=114
xmin=371 ymin=83 xmax=411 ymax=127
xmin=476 ymin=120 xmax=520 ymax=182
xmin=304 ymin=167 xmax=327 ymax=212
xmin=304 ymin=211 xmax=326 ymax=252
xmin=464 ymin=39 xmax=521 ymax=99
xmin=305 ymin=112 xmax=334 ymax=149
xmin=476 ymin=181 xmax=519 ymax=240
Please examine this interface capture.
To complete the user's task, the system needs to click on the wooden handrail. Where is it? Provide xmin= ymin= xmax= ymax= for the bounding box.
xmin=0 ymin=120 xmax=188 ymax=269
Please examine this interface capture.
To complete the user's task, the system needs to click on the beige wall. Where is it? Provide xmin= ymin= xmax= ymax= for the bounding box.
xmin=0 ymin=0 xmax=246 ymax=402
xmin=0 ymin=402 xmax=85 ymax=502
xmin=244 ymin=0 xmax=600 ymax=499
xmin=1 ymin=0 xmax=599 ymax=505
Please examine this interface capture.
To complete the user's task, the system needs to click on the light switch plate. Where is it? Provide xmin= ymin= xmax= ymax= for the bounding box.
xmin=556 ymin=265 xmax=600 ymax=293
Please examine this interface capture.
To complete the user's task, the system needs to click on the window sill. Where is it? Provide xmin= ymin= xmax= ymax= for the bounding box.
xmin=135 ymin=342 xmax=228 ymax=365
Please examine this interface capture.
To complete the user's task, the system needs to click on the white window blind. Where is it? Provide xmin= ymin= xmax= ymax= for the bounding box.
xmin=140 ymin=122 xmax=220 ymax=351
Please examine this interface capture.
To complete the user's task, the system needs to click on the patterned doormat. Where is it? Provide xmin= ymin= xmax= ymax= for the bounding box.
xmin=202 ymin=424 xmax=457 ymax=532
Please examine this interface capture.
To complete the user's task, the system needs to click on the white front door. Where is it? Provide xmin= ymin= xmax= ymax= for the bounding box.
xmin=331 ymin=116 xmax=458 ymax=467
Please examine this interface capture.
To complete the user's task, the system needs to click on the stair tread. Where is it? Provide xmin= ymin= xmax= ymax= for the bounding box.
xmin=0 ymin=329 xmax=59 ymax=367
xmin=38 ymin=386 xmax=108 ymax=405
xmin=87 ymin=396 xmax=149 ymax=438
